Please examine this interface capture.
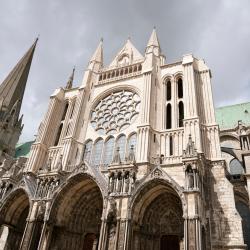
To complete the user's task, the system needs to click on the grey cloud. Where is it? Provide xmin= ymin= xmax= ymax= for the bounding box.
xmin=0 ymin=0 xmax=249 ymax=142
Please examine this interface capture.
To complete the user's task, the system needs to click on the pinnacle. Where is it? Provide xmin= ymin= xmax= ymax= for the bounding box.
xmin=65 ymin=67 xmax=75 ymax=89
xmin=147 ymin=27 xmax=160 ymax=48
xmin=90 ymin=39 xmax=103 ymax=64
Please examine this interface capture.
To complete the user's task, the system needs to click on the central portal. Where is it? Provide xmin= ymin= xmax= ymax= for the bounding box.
xmin=131 ymin=180 xmax=184 ymax=250
xmin=160 ymin=235 xmax=179 ymax=250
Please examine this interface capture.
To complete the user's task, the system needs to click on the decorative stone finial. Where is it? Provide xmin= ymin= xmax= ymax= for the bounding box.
xmin=65 ymin=67 xmax=75 ymax=89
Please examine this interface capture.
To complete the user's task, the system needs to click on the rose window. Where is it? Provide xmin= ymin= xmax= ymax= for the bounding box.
xmin=90 ymin=90 xmax=140 ymax=135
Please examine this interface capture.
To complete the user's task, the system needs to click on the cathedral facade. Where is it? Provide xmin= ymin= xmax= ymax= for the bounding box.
xmin=0 ymin=30 xmax=250 ymax=250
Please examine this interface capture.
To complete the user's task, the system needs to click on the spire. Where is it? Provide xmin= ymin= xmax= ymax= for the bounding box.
xmin=89 ymin=39 xmax=103 ymax=65
xmin=65 ymin=67 xmax=75 ymax=89
xmin=147 ymin=27 xmax=160 ymax=48
xmin=0 ymin=38 xmax=38 ymax=115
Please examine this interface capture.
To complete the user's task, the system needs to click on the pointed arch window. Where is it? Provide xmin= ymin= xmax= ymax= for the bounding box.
xmin=177 ymin=78 xmax=183 ymax=98
xmin=166 ymin=80 xmax=171 ymax=101
xmin=83 ymin=140 xmax=93 ymax=163
xmin=92 ymin=139 xmax=104 ymax=166
xmin=166 ymin=104 xmax=172 ymax=129
xmin=70 ymin=100 xmax=76 ymax=118
xmin=178 ymin=101 xmax=184 ymax=127
xmin=127 ymin=133 xmax=137 ymax=153
xmin=103 ymin=137 xmax=115 ymax=165
xmin=54 ymin=124 xmax=63 ymax=146
xmin=116 ymin=135 xmax=126 ymax=161
xmin=62 ymin=102 xmax=69 ymax=121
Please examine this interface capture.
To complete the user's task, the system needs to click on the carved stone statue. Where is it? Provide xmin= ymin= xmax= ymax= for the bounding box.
xmin=183 ymin=134 xmax=197 ymax=158
xmin=109 ymin=174 xmax=115 ymax=193
xmin=128 ymin=145 xmax=135 ymax=163
xmin=124 ymin=173 xmax=130 ymax=193
xmin=56 ymin=154 xmax=63 ymax=171
xmin=187 ymin=167 xmax=194 ymax=189
xmin=112 ymin=147 xmax=121 ymax=164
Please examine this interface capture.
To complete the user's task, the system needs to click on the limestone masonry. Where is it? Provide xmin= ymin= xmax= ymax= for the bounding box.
xmin=0 ymin=29 xmax=249 ymax=250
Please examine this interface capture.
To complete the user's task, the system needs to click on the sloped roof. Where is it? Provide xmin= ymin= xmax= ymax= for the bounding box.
xmin=15 ymin=141 xmax=34 ymax=158
xmin=215 ymin=102 xmax=250 ymax=130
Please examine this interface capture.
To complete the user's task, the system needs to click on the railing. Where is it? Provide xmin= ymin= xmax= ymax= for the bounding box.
xmin=97 ymin=63 xmax=142 ymax=85
xmin=159 ymin=128 xmax=184 ymax=158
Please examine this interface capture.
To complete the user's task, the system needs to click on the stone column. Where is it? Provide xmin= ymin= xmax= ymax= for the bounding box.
xmin=184 ymin=217 xmax=202 ymax=250
xmin=116 ymin=218 xmax=130 ymax=250
xmin=98 ymin=218 xmax=107 ymax=250
xmin=37 ymin=223 xmax=53 ymax=250
xmin=183 ymin=187 xmax=202 ymax=250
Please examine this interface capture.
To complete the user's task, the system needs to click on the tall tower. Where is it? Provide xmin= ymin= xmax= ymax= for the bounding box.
xmin=0 ymin=39 xmax=38 ymax=157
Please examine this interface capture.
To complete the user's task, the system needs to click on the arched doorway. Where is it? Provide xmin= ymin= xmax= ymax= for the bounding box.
xmin=130 ymin=179 xmax=184 ymax=250
xmin=0 ymin=189 xmax=30 ymax=250
xmin=48 ymin=174 xmax=103 ymax=250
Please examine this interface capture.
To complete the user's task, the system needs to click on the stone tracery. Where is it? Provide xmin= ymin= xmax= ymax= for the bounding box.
xmin=90 ymin=90 xmax=140 ymax=135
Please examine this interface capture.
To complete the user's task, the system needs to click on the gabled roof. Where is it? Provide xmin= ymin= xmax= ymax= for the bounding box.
xmin=0 ymin=39 xmax=38 ymax=113
xmin=215 ymin=102 xmax=250 ymax=130
xmin=109 ymin=39 xmax=144 ymax=67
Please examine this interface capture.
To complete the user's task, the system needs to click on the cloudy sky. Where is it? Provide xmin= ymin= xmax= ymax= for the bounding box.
xmin=0 ymin=0 xmax=250 ymax=142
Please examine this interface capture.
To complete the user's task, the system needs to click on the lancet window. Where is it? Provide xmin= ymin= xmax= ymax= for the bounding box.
xmin=83 ymin=133 xmax=137 ymax=167
xmin=166 ymin=80 xmax=171 ymax=101
xmin=177 ymin=78 xmax=183 ymax=98
xmin=178 ymin=101 xmax=184 ymax=127
xmin=54 ymin=102 xmax=69 ymax=146
xmin=169 ymin=135 xmax=173 ymax=156
xmin=127 ymin=133 xmax=137 ymax=153
xmin=116 ymin=135 xmax=126 ymax=161
xmin=166 ymin=104 xmax=172 ymax=129
xmin=83 ymin=140 xmax=93 ymax=163
xmin=92 ymin=138 xmax=104 ymax=166
xmin=103 ymin=137 xmax=115 ymax=165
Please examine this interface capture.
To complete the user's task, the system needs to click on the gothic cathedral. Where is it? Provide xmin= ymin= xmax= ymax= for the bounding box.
xmin=0 ymin=29 xmax=250 ymax=250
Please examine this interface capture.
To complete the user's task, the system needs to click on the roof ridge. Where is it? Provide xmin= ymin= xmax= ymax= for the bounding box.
xmin=216 ymin=101 xmax=250 ymax=109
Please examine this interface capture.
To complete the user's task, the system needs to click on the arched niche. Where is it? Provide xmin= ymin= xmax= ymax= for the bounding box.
xmin=129 ymin=179 xmax=184 ymax=250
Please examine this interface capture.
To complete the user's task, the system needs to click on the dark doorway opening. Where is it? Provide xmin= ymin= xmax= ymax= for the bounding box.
xmin=83 ymin=233 xmax=97 ymax=250
xmin=160 ymin=235 xmax=179 ymax=250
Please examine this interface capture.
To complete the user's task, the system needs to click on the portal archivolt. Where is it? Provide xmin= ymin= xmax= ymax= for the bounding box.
xmin=130 ymin=180 xmax=184 ymax=250
xmin=48 ymin=174 xmax=103 ymax=250
xmin=0 ymin=189 xmax=30 ymax=250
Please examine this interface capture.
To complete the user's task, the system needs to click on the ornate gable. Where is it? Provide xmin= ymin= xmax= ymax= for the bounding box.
xmin=109 ymin=39 xmax=144 ymax=68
